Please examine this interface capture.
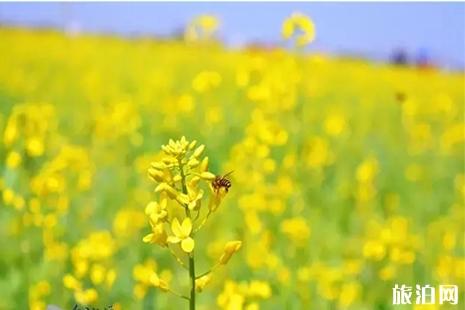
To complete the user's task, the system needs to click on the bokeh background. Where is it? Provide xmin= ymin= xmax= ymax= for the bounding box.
xmin=0 ymin=2 xmax=464 ymax=310
xmin=0 ymin=2 xmax=464 ymax=69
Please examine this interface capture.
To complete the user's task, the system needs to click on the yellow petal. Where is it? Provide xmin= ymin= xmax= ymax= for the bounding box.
xmin=150 ymin=273 xmax=160 ymax=287
xmin=145 ymin=201 xmax=157 ymax=215
xmin=171 ymin=218 xmax=183 ymax=237
xmin=181 ymin=237 xmax=195 ymax=253
xmin=181 ymin=218 xmax=192 ymax=235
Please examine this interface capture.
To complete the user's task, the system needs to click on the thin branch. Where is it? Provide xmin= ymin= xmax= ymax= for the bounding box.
xmin=195 ymin=262 xmax=220 ymax=279
xmin=168 ymin=245 xmax=188 ymax=270
xmin=167 ymin=288 xmax=190 ymax=301
xmin=194 ymin=208 xmax=212 ymax=233
xmin=194 ymin=209 xmax=201 ymax=221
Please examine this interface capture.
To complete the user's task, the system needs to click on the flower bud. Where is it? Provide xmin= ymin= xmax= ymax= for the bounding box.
xmin=195 ymin=274 xmax=211 ymax=292
xmin=188 ymin=140 xmax=197 ymax=150
xmin=151 ymin=161 xmax=166 ymax=170
xmin=176 ymin=193 xmax=190 ymax=205
xmin=219 ymin=241 xmax=242 ymax=265
xmin=200 ymin=171 xmax=216 ymax=181
xmin=155 ymin=183 xmax=178 ymax=199
xmin=200 ymin=157 xmax=209 ymax=172
xmin=192 ymin=144 xmax=205 ymax=158
xmin=148 ymin=168 xmax=164 ymax=182
xmin=187 ymin=158 xmax=200 ymax=168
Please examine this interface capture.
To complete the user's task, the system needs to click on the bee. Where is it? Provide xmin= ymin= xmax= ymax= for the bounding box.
xmin=212 ymin=171 xmax=233 ymax=193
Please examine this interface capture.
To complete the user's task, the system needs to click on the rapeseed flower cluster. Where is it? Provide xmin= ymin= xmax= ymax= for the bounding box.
xmin=143 ymin=137 xmax=242 ymax=308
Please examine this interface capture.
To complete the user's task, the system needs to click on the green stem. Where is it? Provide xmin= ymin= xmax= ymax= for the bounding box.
xmin=179 ymin=160 xmax=191 ymax=217
xmin=179 ymin=160 xmax=196 ymax=309
xmin=189 ymin=254 xmax=196 ymax=310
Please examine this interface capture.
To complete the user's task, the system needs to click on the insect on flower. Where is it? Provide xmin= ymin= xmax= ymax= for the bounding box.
xmin=212 ymin=171 xmax=233 ymax=194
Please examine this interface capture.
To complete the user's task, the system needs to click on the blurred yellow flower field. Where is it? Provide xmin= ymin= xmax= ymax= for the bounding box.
xmin=0 ymin=23 xmax=464 ymax=310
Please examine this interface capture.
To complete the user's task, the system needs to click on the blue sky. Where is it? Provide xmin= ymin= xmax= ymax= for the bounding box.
xmin=0 ymin=2 xmax=464 ymax=68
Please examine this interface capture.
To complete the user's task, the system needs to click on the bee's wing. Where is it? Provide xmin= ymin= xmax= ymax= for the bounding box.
xmin=222 ymin=170 xmax=234 ymax=178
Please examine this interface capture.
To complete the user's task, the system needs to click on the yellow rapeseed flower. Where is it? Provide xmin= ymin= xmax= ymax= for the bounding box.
xmin=6 ymin=151 xmax=22 ymax=168
xmin=142 ymin=222 xmax=168 ymax=247
xmin=150 ymin=272 xmax=169 ymax=292
xmin=185 ymin=15 xmax=220 ymax=42
xmin=168 ymin=217 xmax=195 ymax=253
xmin=282 ymin=12 xmax=316 ymax=47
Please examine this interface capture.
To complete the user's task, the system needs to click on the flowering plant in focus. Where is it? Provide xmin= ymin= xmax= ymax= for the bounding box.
xmin=142 ymin=137 xmax=242 ymax=309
